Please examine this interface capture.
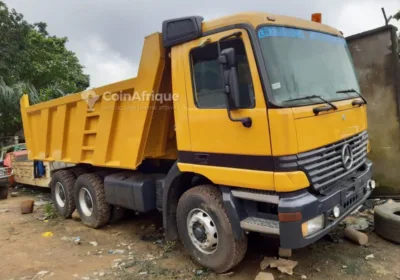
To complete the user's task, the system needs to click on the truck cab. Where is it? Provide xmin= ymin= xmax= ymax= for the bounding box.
xmin=166 ymin=12 xmax=372 ymax=249
xmin=20 ymin=12 xmax=373 ymax=273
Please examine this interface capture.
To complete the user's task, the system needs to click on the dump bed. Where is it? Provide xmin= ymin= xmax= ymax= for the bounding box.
xmin=20 ymin=33 xmax=177 ymax=170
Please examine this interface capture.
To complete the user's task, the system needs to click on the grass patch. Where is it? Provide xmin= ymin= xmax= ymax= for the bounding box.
xmin=43 ymin=202 xmax=58 ymax=219
xmin=163 ymin=241 xmax=176 ymax=253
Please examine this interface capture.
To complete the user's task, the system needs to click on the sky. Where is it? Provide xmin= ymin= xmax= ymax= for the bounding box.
xmin=4 ymin=0 xmax=400 ymax=88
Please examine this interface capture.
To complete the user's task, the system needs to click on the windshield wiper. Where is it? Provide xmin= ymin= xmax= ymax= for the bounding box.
xmin=282 ymin=95 xmax=338 ymax=110
xmin=336 ymin=89 xmax=367 ymax=104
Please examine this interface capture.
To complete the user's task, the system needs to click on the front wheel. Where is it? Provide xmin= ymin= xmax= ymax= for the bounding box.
xmin=177 ymin=185 xmax=247 ymax=273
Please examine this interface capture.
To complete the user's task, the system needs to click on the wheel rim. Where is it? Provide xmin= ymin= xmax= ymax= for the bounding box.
xmin=187 ymin=208 xmax=218 ymax=254
xmin=55 ymin=182 xmax=66 ymax=207
xmin=79 ymin=187 xmax=94 ymax=217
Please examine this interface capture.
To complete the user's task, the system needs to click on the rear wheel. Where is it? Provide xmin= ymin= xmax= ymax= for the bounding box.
xmin=50 ymin=170 xmax=76 ymax=218
xmin=177 ymin=185 xmax=247 ymax=273
xmin=74 ymin=173 xmax=110 ymax=228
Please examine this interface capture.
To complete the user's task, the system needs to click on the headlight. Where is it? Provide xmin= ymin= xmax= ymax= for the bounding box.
xmin=333 ymin=205 xmax=341 ymax=218
xmin=369 ymin=180 xmax=376 ymax=189
xmin=302 ymin=215 xmax=324 ymax=237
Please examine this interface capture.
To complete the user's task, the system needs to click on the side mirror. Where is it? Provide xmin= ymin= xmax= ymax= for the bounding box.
xmin=218 ymin=48 xmax=241 ymax=110
xmin=216 ymin=32 xmax=252 ymax=128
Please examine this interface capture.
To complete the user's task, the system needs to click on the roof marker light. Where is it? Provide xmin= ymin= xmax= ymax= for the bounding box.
xmin=312 ymin=13 xmax=322 ymax=23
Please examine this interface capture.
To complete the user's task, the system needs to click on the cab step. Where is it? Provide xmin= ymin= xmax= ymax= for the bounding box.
xmin=240 ymin=217 xmax=280 ymax=235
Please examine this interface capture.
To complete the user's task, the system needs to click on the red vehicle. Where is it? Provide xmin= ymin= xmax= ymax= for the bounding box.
xmin=0 ymin=143 xmax=25 ymax=199
xmin=0 ymin=166 xmax=13 ymax=199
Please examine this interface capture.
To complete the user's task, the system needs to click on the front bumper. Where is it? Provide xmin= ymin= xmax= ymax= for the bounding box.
xmin=0 ymin=178 xmax=8 ymax=187
xmin=0 ymin=167 xmax=12 ymax=188
xmin=279 ymin=160 xmax=373 ymax=249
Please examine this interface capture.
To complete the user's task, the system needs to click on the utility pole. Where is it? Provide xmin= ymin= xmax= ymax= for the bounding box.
xmin=381 ymin=7 xmax=393 ymax=25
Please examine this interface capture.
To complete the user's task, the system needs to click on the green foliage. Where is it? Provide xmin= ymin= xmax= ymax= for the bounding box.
xmin=0 ymin=1 xmax=89 ymax=92
xmin=394 ymin=10 xmax=400 ymax=21
xmin=0 ymin=78 xmax=27 ymax=142
xmin=0 ymin=77 xmax=55 ymax=142
xmin=0 ymin=1 xmax=89 ymax=138
xmin=44 ymin=202 xmax=58 ymax=219
xmin=22 ymin=28 xmax=89 ymax=94
xmin=0 ymin=1 xmax=31 ymax=86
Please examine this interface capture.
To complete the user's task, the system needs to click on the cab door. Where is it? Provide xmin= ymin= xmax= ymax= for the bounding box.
xmin=180 ymin=29 xmax=274 ymax=190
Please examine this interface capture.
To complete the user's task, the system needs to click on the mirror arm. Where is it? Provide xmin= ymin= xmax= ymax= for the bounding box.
xmin=218 ymin=33 xmax=252 ymax=129
xmin=224 ymin=95 xmax=252 ymax=128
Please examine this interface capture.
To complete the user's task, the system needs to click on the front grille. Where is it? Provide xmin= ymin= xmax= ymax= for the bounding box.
xmin=14 ymin=154 xmax=28 ymax=162
xmin=343 ymin=193 xmax=359 ymax=209
xmin=297 ymin=131 xmax=368 ymax=193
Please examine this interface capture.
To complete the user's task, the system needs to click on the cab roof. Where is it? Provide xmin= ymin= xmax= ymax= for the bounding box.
xmin=162 ymin=12 xmax=343 ymax=48
xmin=202 ymin=12 xmax=342 ymax=37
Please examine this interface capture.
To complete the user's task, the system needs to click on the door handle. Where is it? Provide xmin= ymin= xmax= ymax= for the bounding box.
xmin=194 ymin=153 xmax=209 ymax=164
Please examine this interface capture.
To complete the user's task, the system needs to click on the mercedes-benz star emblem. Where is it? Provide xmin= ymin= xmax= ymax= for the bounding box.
xmin=341 ymin=144 xmax=354 ymax=170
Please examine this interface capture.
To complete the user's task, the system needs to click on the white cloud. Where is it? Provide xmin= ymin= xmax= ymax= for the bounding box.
xmin=4 ymin=0 xmax=400 ymax=90
xmin=335 ymin=0 xmax=400 ymax=36
xmin=69 ymin=37 xmax=138 ymax=88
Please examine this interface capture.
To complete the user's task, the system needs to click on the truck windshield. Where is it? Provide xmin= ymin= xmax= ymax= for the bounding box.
xmin=258 ymin=26 xmax=360 ymax=106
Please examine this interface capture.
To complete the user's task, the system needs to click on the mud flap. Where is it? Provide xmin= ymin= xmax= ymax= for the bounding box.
xmin=220 ymin=187 xmax=245 ymax=240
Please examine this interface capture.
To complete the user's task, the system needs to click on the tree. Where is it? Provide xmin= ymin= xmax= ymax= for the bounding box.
xmin=0 ymin=77 xmax=63 ymax=145
xmin=395 ymin=10 xmax=400 ymax=59
xmin=22 ymin=29 xmax=89 ymax=97
xmin=0 ymin=1 xmax=89 ymax=93
xmin=0 ymin=77 xmax=47 ymax=144
xmin=394 ymin=10 xmax=400 ymax=20
xmin=0 ymin=1 xmax=31 ymax=86
xmin=0 ymin=1 xmax=89 ymax=138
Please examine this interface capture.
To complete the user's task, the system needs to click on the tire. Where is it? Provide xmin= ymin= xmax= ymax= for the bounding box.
xmin=50 ymin=170 xmax=76 ymax=218
xmin=375 ymin=202 xmax=400 ymax=244
xmin=0 ymin=186 xmax=8 ymax=200
xmin=177 ymin=185 xmax=247 ymax=273
xmin=74 ymin=173 xmax=110 ymax=228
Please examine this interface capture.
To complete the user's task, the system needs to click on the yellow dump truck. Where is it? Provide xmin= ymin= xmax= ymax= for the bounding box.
xmin=21 ymin=12 xmax=374 ymax=272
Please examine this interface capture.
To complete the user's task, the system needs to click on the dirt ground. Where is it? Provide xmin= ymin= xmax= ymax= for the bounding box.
xmin=0 ymin=189 xmax=399 ymax=280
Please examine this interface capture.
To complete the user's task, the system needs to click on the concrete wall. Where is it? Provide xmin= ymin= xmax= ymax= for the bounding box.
xmin=347 ymin=25 xmax=400 ymax=195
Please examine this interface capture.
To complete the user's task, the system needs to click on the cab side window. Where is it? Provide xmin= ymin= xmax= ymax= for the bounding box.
xmin=191 ymin=38 xmax=255 ymax=108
